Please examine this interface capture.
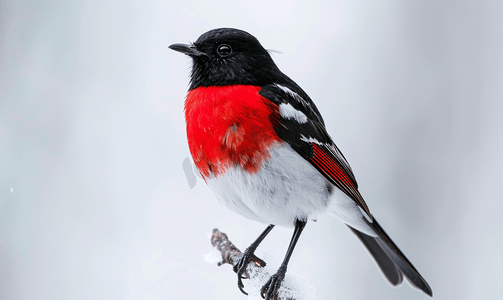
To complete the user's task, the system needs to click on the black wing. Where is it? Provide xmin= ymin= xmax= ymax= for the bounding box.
xmin=259 ymin=83 xmax=371 ymax=218
xmin=260 ymin=83 xmax=433 ymax=296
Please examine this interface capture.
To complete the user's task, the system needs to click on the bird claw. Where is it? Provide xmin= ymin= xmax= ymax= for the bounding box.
xmin=233 ymin=248 xmax=266 ymax=295
xmin=260 ymin=265 xmax=287 ymax=300
xmin=237 ymin=277 xmax=248 ymax=295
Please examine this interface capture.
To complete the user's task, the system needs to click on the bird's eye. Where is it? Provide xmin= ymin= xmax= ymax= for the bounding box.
xmin=217 ymin=44 xmax=232 ymax=57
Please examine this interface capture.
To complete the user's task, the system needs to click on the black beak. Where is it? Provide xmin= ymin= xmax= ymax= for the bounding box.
xmin=169 ymin=43 xmax=207 ymax=57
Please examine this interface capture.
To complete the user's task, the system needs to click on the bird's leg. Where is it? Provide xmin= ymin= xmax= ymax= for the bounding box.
xmin=261 ymin=219 xmax=306 ymax=300
xmin=234 ymin=224 xmax=275 ymax=295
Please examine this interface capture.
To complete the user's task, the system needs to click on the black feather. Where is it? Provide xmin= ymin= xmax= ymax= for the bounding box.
xmin=348 ymin=219 xmax=433 ymax=297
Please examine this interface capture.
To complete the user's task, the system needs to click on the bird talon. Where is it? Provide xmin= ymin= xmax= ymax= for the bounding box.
xmin=234 ymin=248 xmax=266 ymax=294
xmin=237 ymin=277 xmax=248 ymax=295
xmin=260 ymin=265 xmax=287 ymax=300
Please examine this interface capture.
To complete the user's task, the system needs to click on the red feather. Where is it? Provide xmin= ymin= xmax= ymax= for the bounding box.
xmin=311 ymin=144 xmax=355 ymax=187
xmin=185 ymin=85 xmax=281 ymax=178
xmin=310 ymin=143 xmax=371 ymax=218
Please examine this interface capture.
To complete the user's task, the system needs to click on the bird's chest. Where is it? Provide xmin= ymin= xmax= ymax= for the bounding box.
xmin=184 ymin=85 xmax=281 ymax=178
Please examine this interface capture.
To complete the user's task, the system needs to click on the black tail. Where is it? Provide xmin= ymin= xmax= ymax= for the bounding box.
xmin=348 ymin=218 xmax=433 ymax=297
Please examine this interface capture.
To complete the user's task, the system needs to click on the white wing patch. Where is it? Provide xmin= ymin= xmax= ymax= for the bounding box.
xmin=274 ymin=83 xmax=315 ymax=113
xmin=274 ymin=84 xmax=306 ymax=105
xmin=274 ymin=84 xmax=300 ymax=99
xmin=279 ymin=103 xmax=308 ymax=124
xmin=300 ymin=134 xmax=323 ymax=145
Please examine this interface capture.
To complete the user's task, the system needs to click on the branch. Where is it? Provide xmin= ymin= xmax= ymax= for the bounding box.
xmin=210 ymin=228 xmax=245 ymax=268
xmin=210 ymin=228 xmax=315 ymax=300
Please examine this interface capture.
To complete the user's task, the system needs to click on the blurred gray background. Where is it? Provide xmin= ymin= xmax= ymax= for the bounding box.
xmin=1 ymin=0 xmax=502 ymax=299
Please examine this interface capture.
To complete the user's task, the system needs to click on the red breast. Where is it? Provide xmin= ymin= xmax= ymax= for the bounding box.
xmin=184 ymin=85 xmax=281 ymax=178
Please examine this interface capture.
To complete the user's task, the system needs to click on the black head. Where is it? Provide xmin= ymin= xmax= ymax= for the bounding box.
xmin=169 ymin=28 xmax=283 ymax=90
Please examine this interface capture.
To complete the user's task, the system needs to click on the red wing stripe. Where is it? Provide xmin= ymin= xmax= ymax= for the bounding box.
xmin=314 ymin=154 xmax=349 ymax=187
xmin=317 ymin=152 xmax=351 ymax=186
xmin=312 ymin=144 xmax=355 ymax=187
xmin=310 ymin=143 xmax=372 ymax=219
xmin=312 ymin=150 xmax=338 ymax=180
xmin=312 ymin=155 xmax=353 ymax=198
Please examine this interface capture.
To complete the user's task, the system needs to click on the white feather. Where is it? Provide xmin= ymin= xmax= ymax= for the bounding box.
xmin=274 ymin=84 xmax=300 ymax=99
xmin=206 ymin=143 xmax=376 ymax=236
xmin=279 ymin=103 xmax=308 ymax=124
xmin=299 ymin=134 xmax=323 ymax=145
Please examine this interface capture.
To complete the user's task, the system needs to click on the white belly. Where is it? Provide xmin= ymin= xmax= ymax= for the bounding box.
xmin=205 ymin=143 xmax=330 ymax=227
xmin=206 ymin=142 xmax=377 ymax=235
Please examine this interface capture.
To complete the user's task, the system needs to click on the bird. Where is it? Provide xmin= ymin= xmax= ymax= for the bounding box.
xmin=169 ymin=28 xmax=433 ymax=299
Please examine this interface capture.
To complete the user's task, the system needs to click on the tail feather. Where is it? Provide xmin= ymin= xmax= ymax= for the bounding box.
xmin=349 ymin=226 xmax=403 ymax=286
xmin=348 ymin=218 xmax=433 ymax=297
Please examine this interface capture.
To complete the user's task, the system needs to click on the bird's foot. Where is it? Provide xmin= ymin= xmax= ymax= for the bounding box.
xmin=233 ymin=247 xmax=267 ymax=295
xmin=260 ymin=265 xmax=287 ymax=300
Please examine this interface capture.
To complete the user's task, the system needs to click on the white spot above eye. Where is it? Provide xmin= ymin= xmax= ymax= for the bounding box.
xmin=279 ymin=103 xmax=308 ymax=124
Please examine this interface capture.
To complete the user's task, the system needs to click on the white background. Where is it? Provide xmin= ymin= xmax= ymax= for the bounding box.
xmin=1 ymin=0 xmax=502 ymax=299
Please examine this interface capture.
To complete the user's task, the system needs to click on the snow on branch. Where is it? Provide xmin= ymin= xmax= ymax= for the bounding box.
xmin=208 ymin=228 xmax=316 ymax=300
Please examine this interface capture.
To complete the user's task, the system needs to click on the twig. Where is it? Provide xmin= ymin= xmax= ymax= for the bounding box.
xmin=210 ymin=228 xmax=299 ymax=300
xmin=210 ymin=228 xmax=245 ymax=267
